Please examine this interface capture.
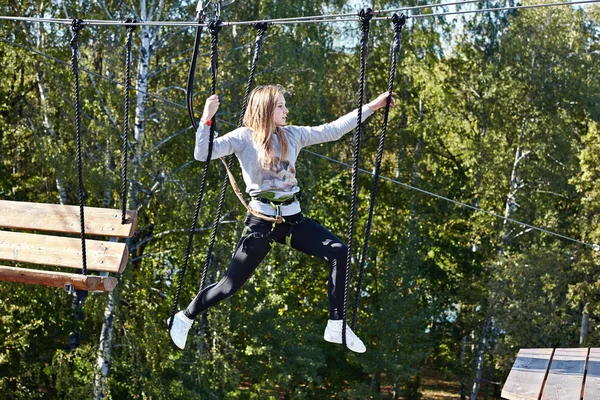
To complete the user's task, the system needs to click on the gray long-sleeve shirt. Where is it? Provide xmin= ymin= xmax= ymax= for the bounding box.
xmin=194 ymin=105 xmax=374 ymax=216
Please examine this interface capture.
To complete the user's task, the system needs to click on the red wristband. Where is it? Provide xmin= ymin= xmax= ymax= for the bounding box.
xmin=202 ymin=118 xmax=212 ymax=126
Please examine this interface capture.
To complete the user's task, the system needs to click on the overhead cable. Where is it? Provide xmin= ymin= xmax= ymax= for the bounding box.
xmin=0 ymin=0 xmax=598 ymax=27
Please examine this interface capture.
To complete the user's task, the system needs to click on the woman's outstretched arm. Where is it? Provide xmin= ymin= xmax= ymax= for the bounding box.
xmin=291 ymin=91 xmax=396 ymax=148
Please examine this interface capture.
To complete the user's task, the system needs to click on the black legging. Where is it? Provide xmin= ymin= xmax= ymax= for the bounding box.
xmin=184 ymin=212 xmax=347 ymax=320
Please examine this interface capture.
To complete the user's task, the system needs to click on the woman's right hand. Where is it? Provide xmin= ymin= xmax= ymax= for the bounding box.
xmin=201 ymin=94 xmax=220 ymax=123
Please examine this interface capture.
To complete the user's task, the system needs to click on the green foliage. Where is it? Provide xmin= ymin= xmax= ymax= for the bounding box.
xmin=1 ymin=1 xmax=600 ymax=398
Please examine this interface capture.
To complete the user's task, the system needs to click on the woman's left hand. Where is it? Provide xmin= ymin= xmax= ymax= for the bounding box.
xmin=367 ymin=91 xmax=396 ymax=111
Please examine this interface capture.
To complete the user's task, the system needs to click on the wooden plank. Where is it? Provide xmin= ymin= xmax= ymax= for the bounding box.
xmin=0 ymin=231 xmax=128 ymax=273
xmin=542 ymin=348 xmax=588 ymax=400
xmin=502 ymin=348 xmax=554 ymax=400
xmin=583 ymin=348 xmax=600 ymax=400
xmin=0 ymin=200 xmax=137 ymax=238
xmin=0 ymin=265 xmax=117 ymax=291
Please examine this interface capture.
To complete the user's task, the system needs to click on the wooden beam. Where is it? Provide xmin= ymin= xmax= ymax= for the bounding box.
xmin=0 ymin=231 xmax=128 ymax=273
xmin=542 ymin=348 xmax=587 ymax=400
xmin=583 ymin=348 xmax=600 ymax=400
xmin=0 ymin=200 xmax=137 ymax=238
xmin=502 ymin=348 xmax=554 ymax=400
xmin=0 ymin=265 xmax=117 ymax=291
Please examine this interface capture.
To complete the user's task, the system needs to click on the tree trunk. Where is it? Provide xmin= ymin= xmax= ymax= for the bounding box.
xmin=92 ymin=1 xmax=156 ymax=397
xmin=469 ymin=318 xmax=490 ymax=400
xmin=581 ymin=303 xmax=590 ymax=345
xmin=94 ymin=289 xmax=115 ymax=400
xmin=393 ymin=374 xmax=400 ymax=400
xmin=131 ymin=1 xmax=153 ymax=207
xmin=35 ymin=25 xmax=68 ymax=205
xmin=460 ymin=334 xmax=467 ymax=400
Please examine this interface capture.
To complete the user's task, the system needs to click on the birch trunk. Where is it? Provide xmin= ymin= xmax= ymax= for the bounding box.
xmin=471 ymin=53 xmax=536 ymax=400
xmin=581 ymin=303 xmax=590 ymax=344
xmin=93 ymin=1 xmax=157 ymax=397
xmin=460 ymin=334 xmax=467 ymax=400
xmin=35 ymin=24 xmax=68 ymax=205
xmin=469 ymin=318 xmax=490 ymax=400
xmin=94 ymin=289 xmax=115 ymax=400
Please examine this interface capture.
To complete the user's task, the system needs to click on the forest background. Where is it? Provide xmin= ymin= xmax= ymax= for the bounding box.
xmin=1 ymin=0 xmax=599 ymax=399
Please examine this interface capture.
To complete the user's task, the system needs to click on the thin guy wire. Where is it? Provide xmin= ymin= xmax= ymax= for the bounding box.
xmin=70 ymin=19 xmax=88 ymax=277
xmin=351 ymin=14 xmax=406 ymax=332
xmin=304 ymin=150 xmax=600 ymax=251
xmin=1 ymin=0 xmax=599 ymax=27
xmin=342 ymin=8 xmax=373 ymax=350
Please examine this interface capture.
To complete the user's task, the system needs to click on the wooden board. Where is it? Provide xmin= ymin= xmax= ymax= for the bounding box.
xmin=542 ymin=348 xmax=588 ymax=400
xmin=0 ymin=231 xmax=128 ymax=273
xmin=0 ymin=200 xmax=137 ymax=238
xmin=0 ymin=265 xmax=117 ymax=291
xmin=502 ymin=348 xmax=554 ymax=400
xmin=583 ymin=348 xmax=600 ymax=400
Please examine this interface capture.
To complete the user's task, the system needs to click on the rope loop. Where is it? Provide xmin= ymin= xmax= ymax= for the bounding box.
xmin=124 ymin=17 xmax=138 ymax=31
xmin=392 ymin=12 xmax=407 ymax=29
xmin=207 ymin=18 xmax=223 ymax=36
xmin=358 ymin=8 xmax=373 ymax=32
xmin=255 ymin=21 xmax=270 ymax=35
xmin=208 ymin=19 xmax=222 ymax=95
xmin=69 ymin=19 xmax=84 ymax=73
xmin=70 ymin=19 xmax=84 ymax=44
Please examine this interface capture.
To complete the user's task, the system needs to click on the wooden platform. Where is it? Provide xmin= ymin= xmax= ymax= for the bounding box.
xmin=502 ymin=348 xmax=600 ymax=400
xmin=0 ymin=200 xmax=137 ymax=292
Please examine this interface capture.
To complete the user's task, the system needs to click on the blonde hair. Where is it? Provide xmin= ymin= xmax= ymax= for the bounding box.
xmin=243 ymin=85 xmax=289 ymax=169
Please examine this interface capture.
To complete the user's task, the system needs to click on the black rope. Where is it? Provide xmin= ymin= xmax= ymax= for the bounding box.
xmin=237 ymin=23 xmax=269 ymax=126
xmin=121 ymin=19 xmax=136 ymax=224
xmin=69 ymin=19 xmax=89 ymax=305
xmin=186 ymin=16 xmax=206 ymax=131
xmin=198 ymin=18 xmax=223 ymax=293
xmin=168 ymin=18 xmax=221 ymax=332
xmin=342 ymin=8 xmax=373 ymax=349
xmin=351 ymin=13 xmax=406 ymax=331
xmin=201 ymin=22 xmax=269 ymax=294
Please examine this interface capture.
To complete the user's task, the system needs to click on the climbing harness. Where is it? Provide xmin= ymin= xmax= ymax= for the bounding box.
xmin=251 ymin=191 xmax=301 ymax=206
xmin=351 ymin=13 xmax=406 ymax=331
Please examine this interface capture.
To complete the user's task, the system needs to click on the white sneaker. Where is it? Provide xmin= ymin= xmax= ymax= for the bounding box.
xmin=323 ymin=319 xmax=366 ymax=353
xmin=167 ymin=310 xmax=194 ymax=349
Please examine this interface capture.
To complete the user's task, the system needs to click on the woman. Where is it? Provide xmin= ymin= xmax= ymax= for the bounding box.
xmin=169 ymin=85 xmax=395 ymax=353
